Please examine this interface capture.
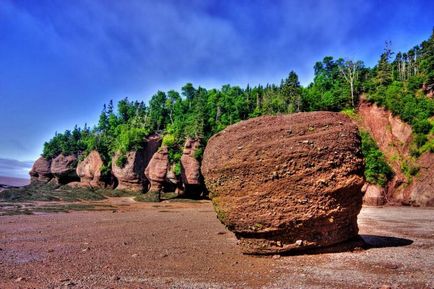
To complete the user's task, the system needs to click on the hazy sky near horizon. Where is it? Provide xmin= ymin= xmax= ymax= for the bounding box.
xmin=0 ymin=0 xmax=433 ymax=178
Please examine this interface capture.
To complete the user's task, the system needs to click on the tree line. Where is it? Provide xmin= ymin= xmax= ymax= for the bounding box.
xmin=42 ymin=30 xmax=434 ymax=185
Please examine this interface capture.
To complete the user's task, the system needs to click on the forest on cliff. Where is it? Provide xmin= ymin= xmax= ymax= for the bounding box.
xmin=41 ymin=30 xmax=434 ymax=186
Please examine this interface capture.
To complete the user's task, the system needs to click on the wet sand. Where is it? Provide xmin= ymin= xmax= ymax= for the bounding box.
xmin=0 ymin=199 xmax=433 ymax=288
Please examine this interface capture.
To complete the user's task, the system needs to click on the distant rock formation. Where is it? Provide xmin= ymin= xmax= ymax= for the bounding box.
xmin=180 ymin=138 xmax=203 ymax=197
xmin=358 ymin=97 xmax=433 ymax=206
xmin=29 ymin=156 xmax=52 ymax=183
xmin=112 ymin=150 xmax=146 ymax=192
xmin=362 ymin=183 xmax=386 ymax=206
xmin=76 ymin=150 xmax=105 ymax=188
xmin=51 ymin=154 xmax=79 ymax=184
xmin=405 ymin=152 xmax=434 ymax=206
xmin=27 ymin=134 xmax=210 ymax=198
xmin=144 ymin=146 xmax=169 ymax=201
xmin=202 ymin=112 xmax=364 ymax=254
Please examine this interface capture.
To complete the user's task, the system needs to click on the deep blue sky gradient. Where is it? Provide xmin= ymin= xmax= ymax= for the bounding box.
xmin=0 ymin=0 xmax=433 ymax=178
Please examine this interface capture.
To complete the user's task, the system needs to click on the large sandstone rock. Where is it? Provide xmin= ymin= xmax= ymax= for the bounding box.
xmin=144 ymin=146 xmax=169 ymax=201
xmin=51 ymin=154 xmax=79 ymax=184
xmin=180 ymin=138 xmax=203 ymax=197
xmin=112 ymin=150 xmax=146 ymax=192
xmin=76 ymin=150 xmax=105 ymax=188
xmin=202 ymin=112 xmax=365 ymax=254
xmin=29 ymin=156 xmax=52 ymax=183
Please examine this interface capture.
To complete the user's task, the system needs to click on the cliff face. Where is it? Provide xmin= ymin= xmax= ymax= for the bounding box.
xmin=358 ymin=98 xmax=433 ymax=206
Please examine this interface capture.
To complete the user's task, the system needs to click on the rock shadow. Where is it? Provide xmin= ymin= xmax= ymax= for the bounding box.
xmin=279 ymin=235 xmax=413 ymax=256
xmin=360 ymin=234 xmax=413 ymax=248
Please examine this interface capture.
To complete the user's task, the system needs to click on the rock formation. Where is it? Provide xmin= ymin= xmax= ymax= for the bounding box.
xmin=165 ymin=165 xmax=184 ymax=195
xmin=144 ymin=146 xmax=169 ymax=201
xmin=180 ymin=138 xmax=202 ymax=197
xmin=51 ymin=154 xmax=79 ymax=184
xmin=405 ymin=152 xmax=434 ymax=206
xmin=144 ymin=134 xmax=163 ymax=167
xmin=362 ymin=183 xmax=386 ymax=206
xmin=358 ymin=97 xmax=434 ymax=206
xmin=29 ymin=156 xmax=52 ymax=183
xmin=202 ymin=112 xmax=365 ymax=254
xmin=76 ymin=150 xmax=105 ymax=188
xmin=112 ymin=150 xmax=146 ymax=192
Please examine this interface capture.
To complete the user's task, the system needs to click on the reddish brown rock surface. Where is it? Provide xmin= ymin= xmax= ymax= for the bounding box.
xmin=29 ymin=157 xmax=52 ymax=183
xmin=362 ymin=183 xmax=386 ymax=206
xmin=202 ymin=112 xmax=365 ymax=254
xmin=144 ymin=134 xmax=162 ymax=166
xmin=406 ymin=152 xmax=434 ymax=206
xmin=358 ymin=98 xmax=412 ymax=204
xmin=180 ymin=138 xmax=203 ymax=197
xmin=145 ymin=146 xmax=169 ymax=194
xmin=51 ymin=154 xmax=79 ymax=184
xmin=358 ymin=97 xmax=434 ymax=206
xmin=76 ymin=151 xmax=105 ymax=188
xmin=181 ymin=138 xmax=201 ymax=186
xmin=112 ymin=150 xmax=146 ymax=192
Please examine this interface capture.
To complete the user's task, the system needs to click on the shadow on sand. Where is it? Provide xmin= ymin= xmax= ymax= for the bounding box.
xmin=280 ymin=235 xmax=413 ymax=256
xmin=360 ymin=234 xmax=413 ymax=248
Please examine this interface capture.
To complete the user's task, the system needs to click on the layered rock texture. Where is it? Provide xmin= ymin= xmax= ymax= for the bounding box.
xmin=29 ymin=157 xmax=52 ymax=183
xmin=404 ymin=152 xmax=434 ymax=206
xmin=181 ymin=138 xmax=203 ymax=196
xmin=51 ymin=154 xmax=79 ymax=184
xmin=112 ymin=150 xmax=146 ymax=192
xmin=358 ymin=98 xmax=434 ymax=206
xmin=76 ymin=151 xmax=105 ymax=188
xmin=144 ymin=146 xmax=169 ymax=201
xmin=202 ymin=112 xmax=365 ymax=254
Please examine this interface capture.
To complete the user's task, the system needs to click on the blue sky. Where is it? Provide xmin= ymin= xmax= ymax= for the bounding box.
xmin=0 ymin=0 xmax=433 ymax=178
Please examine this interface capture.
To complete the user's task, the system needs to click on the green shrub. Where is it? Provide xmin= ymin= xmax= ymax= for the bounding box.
xmin=401 ymin=160 xmax=419 ymax=179
xmin=115 ymin=154 xmax=127 ymax=168
xmin=194 ymin=147 xmax=204 ymax=160
xmin=162 ymin=134 xmax=176 ymax=147
xmin=415 ymin=133 xmax=428 ymax=148
xmin=360 ymin=130 xmax=393 ymax=187
xmin=414 ymin=119 xmax=432 ymax=134
xmin=173 ymin=162 xmax=182 ymax=176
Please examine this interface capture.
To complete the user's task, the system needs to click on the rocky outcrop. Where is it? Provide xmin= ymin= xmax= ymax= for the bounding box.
xmin=144 ymin=146 xmax=169 ymax=201
xmin=76 ymin=151 xmax=105 ymax=188
xmin=362 ymin=183 xmax=386 ymax=206
xmin=180 ymin=138 xmax=203 ymax=197
xmin=111 ymin=134 xmax=162 ymax=192
xmin=112 ymin=150 xmax=146 ymax=192
xmin=358 ymin=97 xmax=434 ymax=206
xmin=51 ymin=154 xmax=79 ymax=184
xmin=358 ymin=98 xmax=409 ymax=204
xmin=406 ymin=152 xmax=434 ymax=206
xmin=202 ymin=112 xmax=365 ymax=254
xmin=29 ymin=157 xmax=52 ymax=183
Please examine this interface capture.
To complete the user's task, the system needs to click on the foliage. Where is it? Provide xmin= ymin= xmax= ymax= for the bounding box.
xmin=194 ymin=147 xmax=204 ymax=161
xmin=360 ymin=130 xmax=393 ymax=187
